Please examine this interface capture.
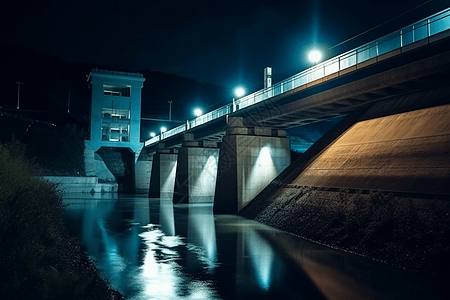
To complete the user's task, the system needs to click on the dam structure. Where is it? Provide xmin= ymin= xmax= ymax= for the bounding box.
xmin=84 ymin=69 xmax=147 ymax=193
xmin=139 ymin=8 xmax=450 ymax=218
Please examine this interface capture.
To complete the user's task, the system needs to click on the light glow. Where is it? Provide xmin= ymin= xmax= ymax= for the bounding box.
xmin=194 ymin=108 xmax=203 ymax=117
xmin=308 ymin=50 xmax=322 ymax=63
xmin=150 ymin=132 xmax=156 ymax=137
xmin=234 ymin=87 xmax=246 ymax=98
xmin=161 ymin=126 xmax=167 ymax=133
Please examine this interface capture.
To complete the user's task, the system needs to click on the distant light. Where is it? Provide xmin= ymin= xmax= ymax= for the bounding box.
xmin=308 ymin=50 xmax=322 ymax=64
xmin=194 ymin=108 xmax=203 ymax=117
xmin=150 ymin=132 xmax=156 ymax=137
xmin=161 ymin=127 xmax=167 ymax=133
xmin=235 ymin=87 xmax=245 ymax=98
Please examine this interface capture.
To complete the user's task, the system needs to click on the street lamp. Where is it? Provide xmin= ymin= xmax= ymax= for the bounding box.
xmin=234 ymin=86 xmax=245 ymax=98
xmin=160 ymin=126 xmax=167 ymax=133
xmin=150 ymin=132 xmax=156 ymax=137
xmin=194 ymin=108 xmax=202 ymax=117
xmin=308 ymin=50 xmax=322 ymax=65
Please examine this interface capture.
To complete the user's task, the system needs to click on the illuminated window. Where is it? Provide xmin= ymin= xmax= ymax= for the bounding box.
xmin=103 ymin=84 xmax=131 ymax=97
xmin=102 ymin=108 xmax=130 ymax=120
xmin=100 ymin=124 xmax=130 ymax=142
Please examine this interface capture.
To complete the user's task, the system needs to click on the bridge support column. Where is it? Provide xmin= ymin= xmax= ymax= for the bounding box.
xmin=135 ymin=146 xmax=153 ymax=194
xmin=214 ymin=117 xmax=291 ymax=213
xmin=173 ymin=134 xmax=220 ymax=204
xmin=148 ymin=144 xmax=178 ymax=199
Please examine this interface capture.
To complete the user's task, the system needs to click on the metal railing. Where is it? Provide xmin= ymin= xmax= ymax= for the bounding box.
xmin=145 ymin=7 xmax=450 ymax=147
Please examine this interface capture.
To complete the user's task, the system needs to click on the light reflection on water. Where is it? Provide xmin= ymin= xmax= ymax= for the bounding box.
xmin=63 ymin=194 xmax=447 ymax=300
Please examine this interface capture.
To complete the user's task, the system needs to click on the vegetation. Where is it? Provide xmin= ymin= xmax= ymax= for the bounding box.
xmin=23 ymin=123 xmax=86 ymax=176
xmin=0 ymin=112 xmax=86 ymax=176
xmin=0 ymin=141 xmax=121 ymax=299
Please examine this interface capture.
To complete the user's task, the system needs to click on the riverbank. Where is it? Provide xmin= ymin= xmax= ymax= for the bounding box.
xmin=240 ymin=185 xmax=450 ymax=276
xmin=0 ymin=141 xmax=122 ymax=299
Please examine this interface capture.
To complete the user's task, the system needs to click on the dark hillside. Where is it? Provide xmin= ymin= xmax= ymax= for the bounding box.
xmin=0 ymin=44 xmax=229 ymax=141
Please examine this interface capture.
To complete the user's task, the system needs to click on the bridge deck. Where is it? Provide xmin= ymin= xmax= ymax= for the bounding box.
xmin=144 ymin=8 xmax=450 ymax=152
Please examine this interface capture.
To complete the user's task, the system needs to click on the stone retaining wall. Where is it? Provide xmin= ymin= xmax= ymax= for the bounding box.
xmin=44 ymin=176 xmax=117 ymax=194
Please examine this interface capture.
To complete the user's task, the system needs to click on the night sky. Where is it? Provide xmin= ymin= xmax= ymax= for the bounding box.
xmin=2 ymin=0 xmax=448 ymax=92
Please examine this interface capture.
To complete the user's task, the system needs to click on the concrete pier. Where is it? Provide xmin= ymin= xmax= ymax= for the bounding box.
xmin=214 ymin=117 xmax=290 ymax=213
xmin=135 ymin=147 xmax=152 ymax=194
xmin=173 ymin=134 xmax=220 ymax=204
xmin=148 ymin=144 xmax=178 ymax=199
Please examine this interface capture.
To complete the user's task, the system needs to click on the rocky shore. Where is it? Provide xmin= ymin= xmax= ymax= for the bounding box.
xmin=240 ymin=185 xmax=450 ymax=276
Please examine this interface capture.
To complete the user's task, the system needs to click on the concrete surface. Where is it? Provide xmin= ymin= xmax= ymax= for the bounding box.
xmin=135 ymin=148 xmax=152 ymax=194
xmin=44 ymin=176 xmax=117 ymax=194
xmin=173 ymin=135 xmax=220 ymax=204
xmin=148 ymin=149 xmax=178 ymax=199
xmin=292 ymin=104 xmax=450 ymax=194
xmin=215 ymin=117 xmax=291 ymax=213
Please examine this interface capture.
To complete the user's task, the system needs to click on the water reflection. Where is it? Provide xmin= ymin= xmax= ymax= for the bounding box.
xmin=63 ymin=195 xmax=447 ymax=300
xmin=159 ymin=199 xmax=175 ymax=236
xmin=186 ymin=205 xmax=218 ymax=273
xmin=244 ymin=228 xmax=274 ymax=291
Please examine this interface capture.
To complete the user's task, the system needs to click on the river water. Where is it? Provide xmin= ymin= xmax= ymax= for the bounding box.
xmin=63 ymin=194 xmax=446 ymax=300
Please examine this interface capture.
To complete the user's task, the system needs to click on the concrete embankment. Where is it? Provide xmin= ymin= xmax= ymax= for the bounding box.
xmin=44 ymin=176 xmax=117 ymax=194
xmin=241 ymin=101 xmax=450 ymax=275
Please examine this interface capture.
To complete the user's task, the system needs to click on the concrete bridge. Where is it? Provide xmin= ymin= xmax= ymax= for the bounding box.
xmin=135 ymin=8 xmax=450 ymax=213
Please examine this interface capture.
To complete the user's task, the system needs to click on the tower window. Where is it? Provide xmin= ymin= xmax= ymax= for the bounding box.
xmin=103 ymin=84 xmax=131 ymax=97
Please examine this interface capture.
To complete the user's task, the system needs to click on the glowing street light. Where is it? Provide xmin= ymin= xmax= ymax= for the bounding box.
xmin=150 ymin=132 xmax=156 ymax=137
xmin=308 ymin=50 xmax=322 ymax=64
xmin=160 ymin=126 xmax=167 ymax=133
xmin=234 ymin=86 xmax=245 ymax=98
xmin=194 ymin=108 xmax=203 ymax=117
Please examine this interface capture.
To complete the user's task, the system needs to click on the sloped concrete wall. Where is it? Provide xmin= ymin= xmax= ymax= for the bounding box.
xmin=240 ymin=104 xmax=450 ymax=275
xmin=84 ymin=143 xmax=97 ymax=177
xmin=292 ymin=104 xmax=450 ymax=194
xmin=84 ymin=142 xmax=116 ymax=182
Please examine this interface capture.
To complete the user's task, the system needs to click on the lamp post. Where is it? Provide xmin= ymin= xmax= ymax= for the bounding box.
xmin=233 ymin=87 xmax=245 ymax=112
xmin=168 ymin=101 xmax=172 ymax=120
xmin=16 ymin=81 xmax=23 ymax=109
xmin=160 ymin=126 xmax=167 ymax=139
xmin=67 ymin=88 xmax=71 ymax=113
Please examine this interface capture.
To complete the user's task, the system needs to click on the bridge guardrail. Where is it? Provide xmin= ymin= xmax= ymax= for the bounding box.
xmin=145 ymin=7 xmax=450 ymax=147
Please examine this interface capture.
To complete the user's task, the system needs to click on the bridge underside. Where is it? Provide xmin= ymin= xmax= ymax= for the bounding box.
xmin=237 ymin=43 xmax=450 ymax=130
xmin=141 ymin=38 xmax=450 ymax=215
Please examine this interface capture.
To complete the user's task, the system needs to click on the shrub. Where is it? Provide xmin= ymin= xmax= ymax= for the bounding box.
xmin=24 ymin=123 xmax=86 ymax=176
xmin=0 ymin=140 xmax=121 ymax=299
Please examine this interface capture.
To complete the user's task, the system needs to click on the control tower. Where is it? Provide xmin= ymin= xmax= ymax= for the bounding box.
xmin=86 ymin=68 xmax=145 ymax=152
